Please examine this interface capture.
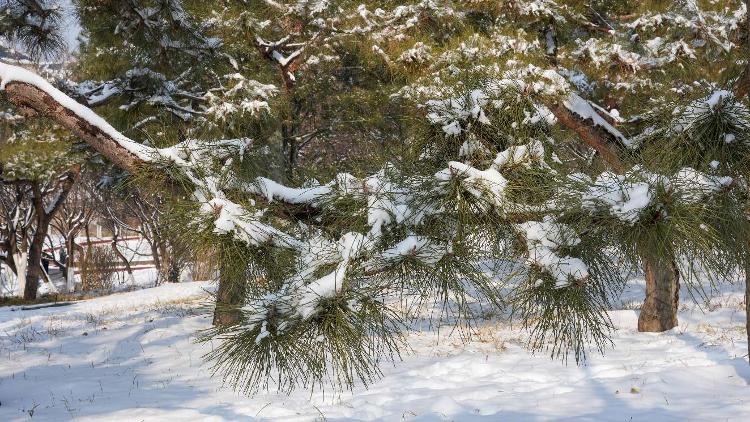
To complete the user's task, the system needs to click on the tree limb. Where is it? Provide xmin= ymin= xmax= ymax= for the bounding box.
xmin=1 ymin=78 xmax=146 ymax=173
xmin=549 ymin=103 xmax=624 ymax=172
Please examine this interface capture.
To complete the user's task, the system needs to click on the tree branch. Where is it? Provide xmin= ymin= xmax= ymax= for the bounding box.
xmin=549 ymin=103 xmax=624 ymax=172
xmin=0 ymin=64 xmax=148 ymax=173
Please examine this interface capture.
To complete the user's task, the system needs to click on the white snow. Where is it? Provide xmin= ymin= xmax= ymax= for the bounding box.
xmin=674 ymin=90 xmax=750 ymax=134
xmin=436 ymin=162 xmax=508 ymax=209
xmin=398 ymin=42 xmax=433 ymax=64
xmin=706 ymin=90 xmax=732 ymax=111
xmin=1 ymin=277 xmax=748 ymax=421
xmin=585 ymin=171 xmax=654 ymax=224
xmin=364 ymin=166 xmax=411 ymax=237
xmin=296 ymin=264 xmax=348 ymax=319
xmin=426 ymin=89 xmax=492 ymax=136
xmin=380 ymin=235 xmax=446 ymax=266
xmin=671 ymin=168 xmax=733 ymax=203
xmin=296 ymin=232 xmax=366 ymax=319
xmin=516 ymin=217 xmax=588 ymax=287
xmin=252 ymin=177 xmax=331 ymax=205
xmin=493 ymin=140 xmax=548 ymax=170
xmin=563 ymin=93 xmax=632 ymax=148
xmin=458 ymin=136 xmax=487 ymax=158
xmin=199 ymin=197 xmax=303 ymax=249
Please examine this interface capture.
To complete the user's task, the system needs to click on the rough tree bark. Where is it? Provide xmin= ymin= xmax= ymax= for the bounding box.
xmin=2 ymin=82 xmax=143 ymax=173
xmin=212 ymin=272 xmax=245 ymax=326
xmin=549 ymin=103 xmax=624 ymax=172
xmin=212 ymin=243 xmax=245 ymax=326
xmin=741 ymin=0 xmax=750 ymax=365
xmin=734 ymin=0 xmax=750 ymax=99
xmin=551 ymin=97 xmax=680 ymax=332
xmin=733 ymin=0 xmax=750 ymax=364
xmin=638 ymin=257 xmax=680 ymax=332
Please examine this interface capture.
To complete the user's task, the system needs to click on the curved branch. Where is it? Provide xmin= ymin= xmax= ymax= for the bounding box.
xmin=2 ymin=81 xmax=144 ymax=172
xmin=0 ymin=63 xmax=150 ymax=173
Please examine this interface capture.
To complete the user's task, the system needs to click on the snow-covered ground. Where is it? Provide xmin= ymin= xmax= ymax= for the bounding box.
xmin=0 ymin=279 xmax=748 ymax=421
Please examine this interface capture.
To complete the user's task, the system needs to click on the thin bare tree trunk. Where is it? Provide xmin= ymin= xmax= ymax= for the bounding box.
xmin=151 ymin=243 xmax=162 ymax=284
xmin=638 ymin=257 xmax=680 ymax=332
xmin=65 ymin=238 xmax=76 ymax=291
xmin=111 ymin=229 xmax=134 ymax=281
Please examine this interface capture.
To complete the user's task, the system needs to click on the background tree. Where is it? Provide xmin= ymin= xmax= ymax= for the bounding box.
xmin=48 ymin=168 xmax=96 ymax=292
xmin=0 ymin=128 xmax=81 ymax=299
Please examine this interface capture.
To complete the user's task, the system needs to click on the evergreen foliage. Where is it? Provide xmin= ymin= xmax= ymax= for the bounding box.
xmin=2 ymin=0 xmax=750 ymax=394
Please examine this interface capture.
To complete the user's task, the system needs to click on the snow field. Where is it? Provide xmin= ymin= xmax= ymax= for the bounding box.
xmin=0 ymin=279 xmax=748 ymax=421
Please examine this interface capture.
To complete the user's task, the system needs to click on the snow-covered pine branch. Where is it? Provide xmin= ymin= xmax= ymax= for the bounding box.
xmin=0 ymin=62 xmax=299 ymax=251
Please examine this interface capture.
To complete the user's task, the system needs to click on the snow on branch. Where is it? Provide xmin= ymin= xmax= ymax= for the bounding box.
xmin=200 ymin=197 xmax=303 ymax=249
xmin=582 ymin=167 xmax=734 ymax=224
xmin=672 ymin=90 xmax=750 ymax=134
xmin=550 ymin=102 xmax=624 ymax=172
xmin=562 ymin=93 xmax=631 ymax=148
xmin=75 ymin=68 xmax=209 ymax=121
xmin=0 ymin=62 xmax=153 ymax=171
xmin=0 ymin=62 xmax=300 ymax=251
xmin=251 ymin=177 xmax=332 ymax=206
xmin=516 ymin=217 xmax=589 ymax=288
xmin=256 ymin=36 xmax=304 ymax=68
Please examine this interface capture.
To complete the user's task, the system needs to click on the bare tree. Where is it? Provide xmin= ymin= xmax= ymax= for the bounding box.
xmin=49 ymin=171 xmax=96 ymax=292
xmin=0 ymin=164 xmax=80 ymax=299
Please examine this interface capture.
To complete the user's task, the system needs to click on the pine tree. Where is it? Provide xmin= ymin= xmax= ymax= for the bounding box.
xmin=1 ymin=0 xmax=749 ymax=394
xmin=0 ymin=0 xmax=65 ymax=59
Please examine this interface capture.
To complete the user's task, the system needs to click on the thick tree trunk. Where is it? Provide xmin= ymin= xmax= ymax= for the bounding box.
xmin=638 ymin=257 xmax=680 ymax=332
xmin=23 ymin=229 xmax=46 ymax=300
xmin=212 ymin=244 xmax=245 ymax=326
xmin=213 ymin=273 xmax=245 ymax=326
xmin=733 ymin=0 xmax=750 ymax=99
